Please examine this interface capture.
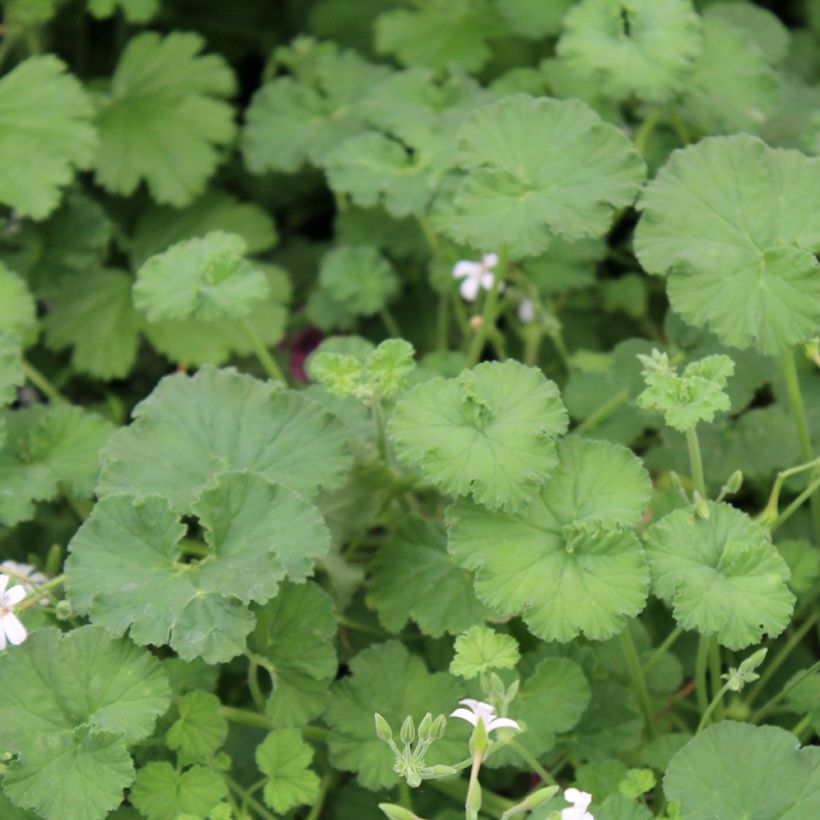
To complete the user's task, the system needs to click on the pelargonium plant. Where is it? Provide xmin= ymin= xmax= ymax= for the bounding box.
xmin=0 ymin=1 xmax=818 ymax=819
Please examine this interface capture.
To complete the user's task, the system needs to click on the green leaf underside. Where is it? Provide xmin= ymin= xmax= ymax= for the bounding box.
xmin=248 ymin=582 xmax=338 ymax=726
xmin=664 ymin=723 xmax=820 ymax=818
xmin=66 ymin=471 xmax=330 ymax=663
xmin=0 ymin=626 xmax=170 ymax=820
xmin=255 ymin=730 xmax=321 ymax=813
xmin=389 ymin=360 xmax=568 ymax=511
xmin=98 ymin=365 xmax=352 ymax=508
xmin=450 ymin=625 xmax=519 ymax=679
xmin=94 ymin=32 xmax=236 ymax=206
xmin=166 ymin=691 xmax=228 ymax=765
xmin=636 ymin=136 xmax=820 ymax=355
xmin=434 ymin=94 xmax=645 ymax=259
xmin=557 ymin=0 xmax=702 ymax=104
xmin=129 ymin=762 xmax=228 ymax=820
xmin=643 ymin=502 xmax=794 ymax=649
xmin=447 ymin=437 xmax=651 ymax=642
xmin=325 ymin=641 xmax=466 ymax=790
xmin=368 ymin=517 xmax=488 ymax=637
xmin=0 ymin=56 xmax=96 ymax=218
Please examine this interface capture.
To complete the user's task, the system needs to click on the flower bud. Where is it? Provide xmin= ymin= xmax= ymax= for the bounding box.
xmin=378 ymin=803 xmax=418 ymax=820
xmin=430 ymin=714 xmax=447 ymax=739
xmin=469 ymin=716 xmax=490 ymax=757
xmin=523 ymin=785 xmax=559 ymax=808
xmin=724 ymin=470 xmax=743 ymax=495
xmin=423 ymin=764 xmax=458 ymax=778
xmin=417 ymin=712 xmax=432 ymax=740
xmin=693 ymin=492 xmax=710 ymax=520
xmin=374 ymin=713 xmax=393 ymax=743
xmin=400 ymin=715 xmax=415 ymax=745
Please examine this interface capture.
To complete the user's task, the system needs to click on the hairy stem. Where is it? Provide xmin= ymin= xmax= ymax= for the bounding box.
xmin=21 ymin=359 xmax=67 ymax=403
xmin=466 ymin=249 xmax=506 ymax=367
xmin=685 ymin=426 xmax=706 ymax=497
xmin=644 ymin=625 xmax=684 ymax=674
xmin=240 ymin=318 xmax=285 ymax=382
xmin=620 ymin=628 xmax=656 ymax=740
xmin=709 ymin=639 xmax=725 ymax=722
xmin=507 ymin=739 xmax=557 ymax=785
xmin=695 ymin=635 xmax=711 ymax=718
xmin=575 ymin=388 xmax=629 ymax=435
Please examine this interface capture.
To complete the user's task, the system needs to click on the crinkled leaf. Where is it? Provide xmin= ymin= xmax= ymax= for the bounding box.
xmin=319 ymin=245 xmax=399 ymax=317
xmin=0 ymin=56 xmax=96 ymax=218
xmin=94 ymin=32 xmax=236 ymax=206
xmin=98 ymin=365 xmax=352 ymax=507
xmin=448 ymin=437 xmax=651 ymax=642
xmin=635 ymin=136 xmax=820 ymax=354
xmin=166 ymin=691 xmax=228 ymax=765
xmin=434 ymin=95 xmax=645 ymax=259
xmin=664 ymin=723 xmax=820 ymax=818
xmin=368 ymin=517 xmax=488 ymax=638
xmin=0 ymin=404 xmax=114 ymax=526
xmin=450 ymin=625 xmax=519 ymax=679
xmin=130 ymin=762 xmax=227 ymax=820
xmin=67 ymin=471 xmax=330 ymax=663
xmin=643 ymin=502 xmax=794 ymax=649
xmin=0 ymin=626 xmax=170 ymax=820
xmin=557 ymin=0 xmax=702 ymax=104
xmin=389 ymin=360 xmax=568 ymax=511
xmin=255 ymin=730 xmax=321 ymax=813
xmin=325 ymin=641 xmax=466 ymax=790
xmin=44 ymin=269 xmax=141 ymax=380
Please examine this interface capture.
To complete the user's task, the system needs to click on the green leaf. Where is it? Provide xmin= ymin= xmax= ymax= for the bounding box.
xmin=255 ymin=730 xmax=321 ymax=813
xmin=635 ymin=135 xmax=820 ymax=354
xmin=489 ymin=657 xmax=590 ymax=767
xmin=67 ymin=471 xmax=330 ymax=663
xmin=248 ymin=581 xmax=338 ymax=726
xmin=495 ymin=0 xmax=574 ymax=38
xmin=87 ymin=0 xmax=158 ymax=22
xmin=557 ymin=0 xmax=702 ymax=104
xmin=447 ymin=437 xmax=651 ymax=642
xmin=98 ymin=365 xmax=352 ymax=507
xmin=0 ymin=333 xmax=23 ymax=446
xmin=597 ymin=795 xmax=653 ymax=820
xmin=433 ymin=94 xmax=645 ymax=259
xmin=637 ymin=350 xmax=734 ymax=432
xmin=0 ymin=56 xmax=96 ymax=219
xmin=166 ymin=691 xmax=228 ymax=765
xmin=130 ymin=762 xmax=228 ymax=820
xmin=643 ymin=502 xmax=794 ymax=649
xmin=375 ymin=0 xmax=501 ymax=73
xmin=450 ymin=625 xmax=519 ymax=679
xmin=368 ymin=517 xmax=488 ymax=638
xmin=94 ymin=32 xmax=236 ymax=206
xmin=784 ymin=669 xmax=820 ymax=733
xmin=130 ymin=190 xmax=278 ymax=269
xmin=325 ymin=641 xmax=465 ymax=790
xmin=705 ymin=2 xmax=790 ymax=66
xmin=44 ymin=269 xmax=142 ymax=380
xmin=134 ymin=231 xmax=269 ymax=323
xmin=777 ymin=540 xmax=820 ymax=603
xmin=242 ymin=38 xmax=387 ymax=174
xmin=664 ymin=723 xmax=820 ymax=818
xmin=675 ymin=17 xmax=779 ymax=135
xmin=0 ymin=263 xmax=37 ymax=343
xmin=0 ymin=404 xmax=114 ymax=526
xmin=0 ymin=625 xmax=170 ymax=820
xmin=319 ymin=245 xmax=399 ymax=317
xmin=389 ymin=360 xmax=568 ymax=511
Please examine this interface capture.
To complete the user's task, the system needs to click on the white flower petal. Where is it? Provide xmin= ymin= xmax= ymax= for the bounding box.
xmin=460 ymin=276 xmax=480 ymax=302
xmin=487 ymin=717 xmax=521 ymax=732
xmin=453 ymin=261 xmax=479 ymax=280
xmin=482 ymin=253 xmax=499 ymax=269
xmin=4 ymin=585 xmax=26 ymax=606
xmin=3 ymin=613 xmax=27 ymax=646
xmin=518 ymin=298 xmax=535 ymax=323
xmin=0 ymin=625 xmax=6 ymax=651
xmin=0 ymin=574 xmax=8 ymax=596
xmin=479 ymin=272 xmax=495 ymax=291
xmin=449 ymin=708 xmax=479 ymax=726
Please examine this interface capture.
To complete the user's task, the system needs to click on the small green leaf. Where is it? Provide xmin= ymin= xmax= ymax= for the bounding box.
xmin=389 ymin=360 xmax=568 ymax=511
xmin=166 ymin=691 xmax=228 ymax=765
xmin=449 ymin=625 xmax=519 ymax=679
xmin=643 ymin=502 xmax=794 ymax=649
xmin=87 ymin=0 xmax=158 ymax=23
xmin=130 ymin=762 xmax=228 ymax=820
xmin=255 ymin=730 xmax=321 ymax=814
xmin=496 ymin=0 xmax=574 ymax=38
xmin=0 ymin=626 xmax=170 ymax=820
xmin=319 ymin=245 xmax=399 ymax=317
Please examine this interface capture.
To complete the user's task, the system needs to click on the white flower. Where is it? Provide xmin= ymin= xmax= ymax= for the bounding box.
xmin=452 ymin=253 xmax=498 ymax=302
xmin=518 ymin=298 xmax=535 ymax=323
xmin=561 ymin=788 xmax=594 ymax=820
xmin=0 ymin=561 xmax=48 ymax=605
xmin=0 ymin=574 xmax=28 ymax=651
xmin=449 ymin=699 xmax=520 ymax=734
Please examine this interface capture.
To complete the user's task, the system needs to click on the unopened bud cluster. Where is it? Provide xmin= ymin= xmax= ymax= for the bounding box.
xmin=374 ymin=712 xmax=455 ymax=788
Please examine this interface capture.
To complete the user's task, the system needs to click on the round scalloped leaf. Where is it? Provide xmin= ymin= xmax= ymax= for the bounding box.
xmin=449 ymin=625 xmax=519 ymax=679
xmin=134 ymin=231 xmax=269 ymax=323
xmin=664 ymin=723 xmax=820 ymax=818
xmin=0 ymin=625 xmax=170 ymax=820
xmin=635 ymin=136 xmax=820 ymax=354
xmin=318 ymin=245 xmax=399 ymax=317
xmin=557 ymin=0 xmax=702 ymax=104
xmin=130 ymin=762 xmax=228 ymax=820
xmin=98 ymin=365 xmax=352 ymax=508
xmin=434 ymin=94 xmax=645 ymax=259
xmin=66 ymin=471 xmax=330 ymax=663
xmin=256 ymin=730 xmax=321 ymax=814
xmin=705 ymin=3 xmax=790 ymax=65
xmin=166 ymin=691 xmax=227 ymax=765
xmin=388 ymin=360 xmax=568 ymax=511
xmin=643 ymin=502 xmax=794 ymax=649
xmin=0 ymin=56 xmax=96 ymax=219
xmin=496 ymin=0 xmax=574 ymax=38
xmin=447 ymin=437 xmax=651 ymax=642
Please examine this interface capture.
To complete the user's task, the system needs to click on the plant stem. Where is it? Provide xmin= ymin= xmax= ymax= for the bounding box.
xmin=305 ymin=772 xmax=336 ymax=820
xmin=696 ymin=681 xmax=731 ymax=735
xmin=634 ymin=109 xmax=661 ymax=157
xmin=644 ymin=625 xmax=684 ymax=674
xmin=507 ymin=739 xmax=557 ymax=785
xmin=620 ymin=628 xmax=656 ymax=739
xmin=751 ymin=659 xmax=820 ymax=724
xmin=247 ymin=659 xmax=267 ymax=712
xmin=221 ymin=706 xmax=276 ymax=731
xmin=780 ymin=349 xmax=820 ymax=540
xmin=16 ymin=574 xmax=66 ymax=610
xmin=416 ymin=215 xmax=438 ymax=252
xmin=436 ymin=295 xmax=449 ymax=350
xmin=758 ymin=456 xmax=820 ymax=527
xmin=791 ymin=714 xmax=812 ymax=740
xmin=240 ymin=319 xmax=285 ymax=382
xmin=709 ymin=639 xmax=725 ymax=722
xmin=21 ymin=359 xmax=67 ymax=403
xmin=380 ymin=307 xmax=402 ymax=338
xmin=771 ymin=474 xmax=820 ymax=534
xmin=428 ymin=775 xmax=513 ymax=818
xmin=695 ymin=635 xmax=710 ymax=717
xmin=575 ymin=389 xmax=629 ymax=435
xmin=685 ymin=426 xmax=706 ymax=497
xmin=466 ymin=249 xmax=506 ymax=367
xmin=223 ymin=774 xmax=277 ymax=820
